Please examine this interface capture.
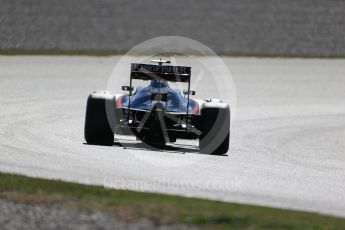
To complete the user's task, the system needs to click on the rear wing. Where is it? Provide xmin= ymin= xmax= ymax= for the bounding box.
xmin=131 ymin=63 xmax=191 ymax=82
xmin=126 ymin=62 xmax=193 ymax=121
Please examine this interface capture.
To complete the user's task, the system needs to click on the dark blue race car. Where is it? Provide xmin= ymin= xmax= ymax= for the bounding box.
xmin=117 ymin=80 xmax=199 ymax=114
xmin=84 ymin=60 xmax=230 ymax=155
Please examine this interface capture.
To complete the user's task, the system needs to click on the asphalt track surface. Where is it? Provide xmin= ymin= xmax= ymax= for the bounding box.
xmin=1 ymin=0 xmax=345 ymax=56
xmin=1 ymin=56 xmax=345 ymax=217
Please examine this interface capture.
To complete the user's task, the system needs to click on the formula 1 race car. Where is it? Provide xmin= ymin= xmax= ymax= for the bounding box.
xmin=84 ymin=59 xmax=230 ymax=155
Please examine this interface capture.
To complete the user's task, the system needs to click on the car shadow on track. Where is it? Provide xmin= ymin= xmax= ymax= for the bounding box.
xmin=113 ymin=138 xmax=228 ymax=156
xmin=112 ymin=138 xmax=199 ymax=154
xmin=83 ymin=137 xmax=228 ymax=156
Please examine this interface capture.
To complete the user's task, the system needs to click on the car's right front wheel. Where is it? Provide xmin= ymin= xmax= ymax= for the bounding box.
xmin=199 ymin=101 xmax=230 ymax=155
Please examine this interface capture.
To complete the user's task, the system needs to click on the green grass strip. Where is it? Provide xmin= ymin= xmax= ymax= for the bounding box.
xmin=1 ymin=49 xmax=345 ymax=59
xmin=0 ymin=172 xmax=344 ymax=229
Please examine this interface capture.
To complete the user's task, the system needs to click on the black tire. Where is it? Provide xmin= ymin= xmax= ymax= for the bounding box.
xmin=199 ymin=102 xmax=230 ymax=155
xmin=84 ymin=92 xmax=116 ymax=146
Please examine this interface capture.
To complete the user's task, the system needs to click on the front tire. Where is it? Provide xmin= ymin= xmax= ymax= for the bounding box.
xmin=84 ymin=92 xmax=116 ymax=146
xmin=199 ymin=102 xmax=230 ymax=155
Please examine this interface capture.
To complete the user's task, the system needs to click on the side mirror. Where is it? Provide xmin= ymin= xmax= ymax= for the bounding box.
xmin=122 ymin=86 xmax=134 ymax=92
xmin=183 ymin=90 xmax=195 ymax=96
